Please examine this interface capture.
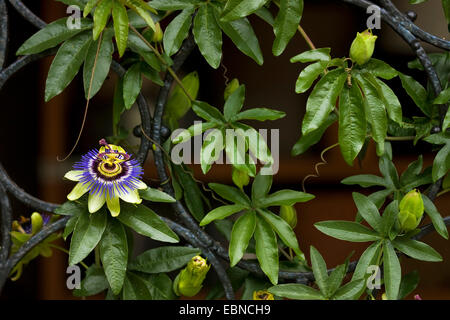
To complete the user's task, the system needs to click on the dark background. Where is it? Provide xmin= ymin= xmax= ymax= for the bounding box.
xmin=0 ymin=0 xmax=449 ymax=299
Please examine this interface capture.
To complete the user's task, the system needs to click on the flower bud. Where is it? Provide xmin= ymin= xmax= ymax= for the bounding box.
xmin=279 ymin=205 xmax=297 ymax=229
xmin=232 ymin=167 xmax=250 ymax=190
xmin=253 ymin=290 xmax=274 ymax=300
xmin=224 ymin=78 xmax=240 ymax=101
xmin=349 ymin=29 xmax=377 ymax=65
xmin=399 ymin=189 xmax=424 ymax=219
xmin=152 ymin=23 xmax=163 ymax=43
xmin=31 ymin=212 xmax=44 ymax=235
xmin=173 ymin=255 xmax=210 ymax=297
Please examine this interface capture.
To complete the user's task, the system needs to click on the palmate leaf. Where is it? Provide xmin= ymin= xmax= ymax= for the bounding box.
xmin=229 ymin=210 xmax=256 ymax=266
xmin=163 ymin=8 xmax=194 ymax=56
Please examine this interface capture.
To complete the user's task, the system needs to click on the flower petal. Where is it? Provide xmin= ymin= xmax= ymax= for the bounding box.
xmin=119 ymin=188 xmax=142 ymax=204
xmin=64 ymin=170 xmax=84 ymax=181
xmin=67 ymin=183 xmax=89 ymax=201
xmin=134 ymin=180 xmax=147 ymax=190
xmin=88 ymin=192 xmax=106 ymax=213
xmin=106 ymin=195 xmax=120 ymax=217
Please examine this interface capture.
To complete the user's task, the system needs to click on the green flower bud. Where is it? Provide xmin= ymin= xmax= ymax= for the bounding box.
xmin=279 ymin=205 xmax=297 ymax=229
xmin=253 ymin=290 xmax=274 ymax=300
xmin=31 ymin=212 xmax=44 ymax=235
xmin=152 ymin=23 xmax=163 ymax=43
xmin=349 ymin=29 xmax=377 ymax=65
xmin=398 ymin=210 xmax=418 ymax=232
xmin=232 ymin=167 xmax=250 ymax=190
xmin=224 ymin=78 xmax=240 ymax=101
xmin=173 ymin=256 xmax=210 ymax=297
xmin=399 ymin=189 xmax=424 ymax=219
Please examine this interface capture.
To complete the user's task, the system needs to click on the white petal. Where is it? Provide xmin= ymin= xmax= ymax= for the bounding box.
xmin=88 ymin=192 xmax=106 ymax=213
xmin=106 ymin=195 xmax=120 ymax=217
xmin=134 ymin=180 xmax=147 ymax=190
xmin=67 ymin=183 xmax=88 ymax=201
xmin=64 ymin=170 xmax=84 ymax=182
xmin=119 ymin=188 xmax=142 ymax=204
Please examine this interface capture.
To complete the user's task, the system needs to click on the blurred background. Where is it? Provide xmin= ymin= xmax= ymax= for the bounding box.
xmin=0 ymin=0 xmax=449 ymax=299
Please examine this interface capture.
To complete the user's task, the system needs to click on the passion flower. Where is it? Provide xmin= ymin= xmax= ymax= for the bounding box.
xmin=64 ymin=139 xmax=147 ymax=217
xmin=253 ymin=290 xmax=274 ymax=300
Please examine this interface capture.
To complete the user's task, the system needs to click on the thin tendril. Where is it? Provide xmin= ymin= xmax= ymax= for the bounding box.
xmin=57 ymin=32 xmax=104 ymax=162
xmin=301 ymin=142 xmax=340 ymax=193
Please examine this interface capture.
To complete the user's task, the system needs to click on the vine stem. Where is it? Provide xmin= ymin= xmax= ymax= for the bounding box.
xmin=385 ymin=136 xmax=415 ymax=141
xmin=129 ymin=25 xmax=194 ymax=101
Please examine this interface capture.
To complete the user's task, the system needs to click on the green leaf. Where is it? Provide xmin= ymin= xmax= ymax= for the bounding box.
xmin=400 ymin=156 xmax=423 ymax=186
xmin=163 ymin=8 xmax=194 ymax=56
xmin=129 ymin=246 xmax=200 ymax=273
xmin=241 ymin=276 xmax=270 ymax=300
xmin=443 ymin=0 xmax=450 ymax=32
xmin=208 ymin=183 xmax=251 ymax=206
xmin=139 ymin=187 xmax=176 ymax=203
xmin=433 ymin=87 xmax=450 ymax=105
xmin=140 ymin=62 xmax=163 ymax=86
xmin=84 ymin=0 xmax=99 ymax=17
xmin=192 ymin=101 xmax=225 ymax=122
xmin=399 ymin=73 xmax=431 ymax=117
xmin=45 ymin=31 xmax=92 ymax=102
xmin=63 ymin=214 xmax=80 ymax=240
xmin=233 ymin=108 xmax=286 ymax=122
xmin=73 ymin=265 xmax=109 ymax=297
xmin=122 ymin=272 xmax=152 ymax=300
xmin=383 ymin=240 xmax=401 ymax=300
xmin=295 ymin=61 xmax=328 ymax=93
xmin=379 ymin=156 xmax=400 ymax=189
xmin=149 ymin=0 xmax=201 ymax=10
xmin=93 ymin=0 xmax=113 ymax=40
xmin=99 ymin=218 xmax=128 ymax=295
xmin=327 ymin=264 xmax=346 ymax=297
xmin=351 ymin=241 xmax=382 ymax=281
xmin=398 ymin=270 xmax=419 ymax=300
xmin=141 ymin=273 xmax=177 ymax=300
xmin=127 ymin=0 xmax=157 ymax=31
xmin=127 ymin=32 xmax=161 ymax=71
xmin=17 ymin=18 xmax=93 ymax=55
xmin=254 ymin=6 xmax=274 ymax=25
xmin=118 ymin=203 xmax=179 ymax=243
xmin=290 ymin=48 xmax=331 ymax=63
xmin=200 ymin=129 xmax=225 ymax=174
xmin=255 ymin=215 xmax=279 ymax=285
xmin=224 ymin=85 xmax=245 ymax=120
xmin=221 ymin=0 xmax=268 ymax=21
xmin=422 ymin=195 xmax=449 ymax=239
xmin=200 ymin=204 xmax=247 ymax=226
xmin=193 ymin=4 xmax=222 ymax=69
xmin=362 ymin=58 xmax=398 ymax=80
xmin=310 ymin=246 xmax=329 ymax=296
xmin=291 ymin=113 xmax=337 ymax=156
xmin=354 ymin=73 xmax=387 ymax=155
xmin=272 ymin=0 xmax=304 ymax=56
xmin=229 ymin=210 xmax=256 ymax=267
xmin=341 ymin=174 xmax=387 ymax=188
xmin=381 ymin=200 xmax=398 ymax=237
xmin=268 ymin=283 xmax=323 ymax=300
xmin=112 ymin=0 xmax=129 ymax=57
xmin=217 ymin=16 xmax=263 ymax=65
xmin=113 ymin=77 xmax=126 ymax=127
xmin=333 ymin=279 xmax=365 ymax=300
xmin=123 ymin=63 xmax=142 ymax=109
xmin=374 ymin=77 xmax=402 ymax=124
xmin=69 ymin=208 xmax=107 ymax=266
xmin=393 ymin=238 xmax=442 ymax=262
xmin=258 ymin=209 xmax=303 ymax=258
xmin=302 ymin=68 xmax=346 ymax=135
xmin=55 ymin=201 xmax=88 ymax=216
xmin=338 ymin=79 xmax=366 ymax=165
xmin=83 ymin=28 xmax=114 ymax=99
xmin=352 ymin=192 xmax=383 ymax=234
xmin=314 ymin=221 xmax=380 ymax=242
xmin=259 ymin=190 xmax=315 ymax=207
xmin=443 ymin=107 xmax=450 ymax=132
xmin=251 ymin=172 xmax=272 ymax=200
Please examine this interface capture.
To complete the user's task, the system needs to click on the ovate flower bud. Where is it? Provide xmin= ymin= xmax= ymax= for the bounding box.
xmin=279 ymin=205 xmax=297 ymax=229
xmin=152 ymin=23 xmax=163 ymax=43
xmin=173 ymin=255 xmax=210 ymax=297
xmin=398 ymin=210 xmax=418 ymax=232
xmin=399 ymin=189 xmax=424 ymax=219
xmin=253 ymin=290 xmax=274 ymax=300
xmin=31 ymin=212 xmax=44 ymax=235
xmin=349 ymin=29 xmax=377 ymax=65
xmin=232 ymin=167 xmax=250 ymax=190
xmin=224 ymin=78 xmax=240 ymax=101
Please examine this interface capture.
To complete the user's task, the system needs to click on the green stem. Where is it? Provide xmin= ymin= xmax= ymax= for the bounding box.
xmin=129 ymin=25 xmax=194 ymax=101
xmin=437 ymin=189 xmax=450 ymax=197
xmin=384 ymin=136 xmax=415 ymax=141
xmin=48 ymin=244 xmax=89 ymax=270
